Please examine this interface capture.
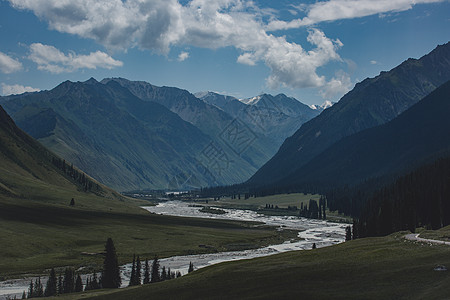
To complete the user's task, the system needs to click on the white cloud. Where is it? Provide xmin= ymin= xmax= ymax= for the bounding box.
xmin=370 ymin=60 xmax=378 ymax=65
xmin=178 ymin=51 xmax=189 ymax=61
xmin=320 ymin=70 xmax=353 ymax=100
xmin=28 ymin=43 xmax=123 ymax=73
xmin=10 ymin=0 xmax=345 ymax=90
xmin=267 ymin=0 xmax=445 ymax=30
xmin=1 ymin=83 xmax=40 ymax=95
xmin=12 ymin=0 xmax=433 ymax=91
xmin=0 ymin=51 xmax=22 ymax=73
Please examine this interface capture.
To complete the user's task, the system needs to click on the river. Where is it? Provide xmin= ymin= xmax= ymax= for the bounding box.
xmin=0 ymin=201 xmax=346 ymax=299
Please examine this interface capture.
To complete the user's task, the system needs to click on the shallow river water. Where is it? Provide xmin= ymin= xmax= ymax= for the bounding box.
xmin=0 ymin=201 xmax=346 ymax=299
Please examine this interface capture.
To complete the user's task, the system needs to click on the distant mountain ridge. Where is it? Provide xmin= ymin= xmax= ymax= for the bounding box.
xmin=2 ymin=79 xmax=216 ymax=191
xmin=248 ymin=42 xmax=450 ymax=186
xmin=101 ymin=78 xmax=277 ymax=180
xmin=1 ymin=77 xmax=319 ymax=191
xmin=196 ymin=91 xmax=320 ymax=145
xmin=279 ymin=79 xmax=450 ymax=188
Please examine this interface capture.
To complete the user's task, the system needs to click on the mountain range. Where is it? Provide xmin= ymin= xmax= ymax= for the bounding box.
xmin=195 ymin=92 xmax=320 ymax=145
xmin=248 ymin=42 xmax=450 ymax=187
xmin=1 ymin=78 xmax=317 ymax=191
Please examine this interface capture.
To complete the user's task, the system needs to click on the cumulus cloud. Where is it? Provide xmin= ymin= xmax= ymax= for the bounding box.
xmin=267 ymin=0 xmax=445 ymax=30
xmin=1 ymin=83 xmax=40 ymax=95
xmin=178 ymin=51 xmax=189 ymax=61
xmin=320 ymin=70 xmax=353 ymax=100
xmin=8 ymin=0 xmax=346 ymax=90
xmin=14 ymin=0 xmax=434 ymax=91
xmin=28 ymin=43 xmax=123 ymax=73
xmin=0 ymin=51 xmax=23 ymax=74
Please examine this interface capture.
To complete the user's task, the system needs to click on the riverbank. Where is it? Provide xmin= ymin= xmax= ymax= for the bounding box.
xmin=1 ymin=201 xmax=344 ymax=299
xmin=58 ymin=232 xmax=450 ymax=300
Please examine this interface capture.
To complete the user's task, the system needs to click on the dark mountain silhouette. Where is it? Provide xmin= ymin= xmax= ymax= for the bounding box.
xmin=248 ymin=42 xmax=450 ymax=186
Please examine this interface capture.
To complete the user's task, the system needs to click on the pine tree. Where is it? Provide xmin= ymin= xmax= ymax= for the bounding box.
xmin=75 ymin=274 xmax=83 ymax=292
xmin=188 ymin=262 xmax=194 ymax=273
xmin=44 ymin=268 xmax=57 ymax=297
xmin=135 ymin=255 xmax=141 ymax=285
xmin=129 ymin=254 xmax=136 ymax=287
xmin=150 ymin=255 xmax=160 ymax=283
xmin=102 ymin=238 xmax=121 ymax=288
xmin=85 ymin=277 xmax=90 ymax=291
xmin=312 ymin=243 xmax=317 ymax=249
xmin=143 ymin=258 xmax=150 ymax=284
xmin=34 ymin=277 xmax=43 ymax=297
xmin=91 ymin=273 xmax=100 ymax=290
xmin=176 ymin=271 xmax=182 ymax=278
xmin=57 ymin=274 xmax=63 ymax=295
xmin=21 ymin=291 xmax=26 ymax=299
xmin=345 ymin=226 xmax=352 ymax=241
xmin=161 ymin=266 xmax=167 ymax=281
xmin=63 ymin=268 xmax=75 ymax=294
xmin=319 ymin=201 xmax=323 ymax=219
xmin=27 ymin=280 xmax=34 ymax=298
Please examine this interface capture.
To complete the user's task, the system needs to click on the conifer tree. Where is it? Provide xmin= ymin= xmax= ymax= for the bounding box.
xmin=150 ymin=255 xmax=160 ymax=283
xmin=345 ymin=226 xmax=352 ymax=241
xmin=85 ymin=277 xmax=90 ymax=291
xmin=143 ymin=258 xmax=150 ymax=284
xmin=319 ymin=201 xmax=322 ymax=219
xmin=21 ymin=291 xmax=26 ymax=299
xmin=161 ymin=266 xmax=167 ymax=281
xmin=44 ymin=268 xmax=57 ymax=297
xmin=102 ymin=238 xmax=121 ymax=288
xmin=63 ymin=268 xmax=75 ymax=294
xmin=135 ymin=255 xmax=141 ymax=285
xmin=75 ymin=274 xmax=83 ymax=292
xmin=129 ymin=254 xmax=136 ymax=287
xmin=176 ymin=271 xmax=182 ymax=278
xmin=34 ymin=277 xmax=43 ymax=297
xmin=91 ymin=272 xmax=100 ymax=290
xmin=188 ymin=262 xmax=194 ymax=273
xmin=57 ymin=274 xmax=63 ymax=295
xmin=27 ymin=280 xmax=34 ymax=298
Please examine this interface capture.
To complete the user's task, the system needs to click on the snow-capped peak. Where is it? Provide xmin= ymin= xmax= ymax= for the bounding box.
xmin=239 ymin=95 xmax=262 ymax=105
xmin=310 ymin=100 xmax=335 ymax=111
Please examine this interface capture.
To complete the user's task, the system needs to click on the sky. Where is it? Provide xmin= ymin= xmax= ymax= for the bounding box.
xmin=0 ymin=0 xmax=449 ymax=106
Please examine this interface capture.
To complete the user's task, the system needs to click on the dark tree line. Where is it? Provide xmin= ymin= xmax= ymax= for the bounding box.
xmin=51 ymin=157 xmax=100 ymax=192
xmin=129 ymin=254 xmax=184 ymax=286
xmin=25 ymin=268 xmax=86 ymax=298
xmin=352 ymin=156 xmax=450 ymax=237
xmin=23 ymin=238 xmax=121 ymax=298
xmin=298 ymin=198 xmax=326 ymax=220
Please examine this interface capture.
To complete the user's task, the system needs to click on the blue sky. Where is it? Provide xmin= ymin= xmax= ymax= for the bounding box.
xmin=0 ymin=0 xmax=449 ymax=105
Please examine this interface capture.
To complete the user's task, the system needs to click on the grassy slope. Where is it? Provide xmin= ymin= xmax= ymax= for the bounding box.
xmin=0 ymin=193 xmax=293 ymax=277
xmin=61 ymin=232 xmax=450 ymax=300
xmin=0 ymin=107 xmax=295 ymax=278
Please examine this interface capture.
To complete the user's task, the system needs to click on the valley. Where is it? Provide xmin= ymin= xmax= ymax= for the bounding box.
xmin=1 ymin=2 xmax=449 ymax=298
